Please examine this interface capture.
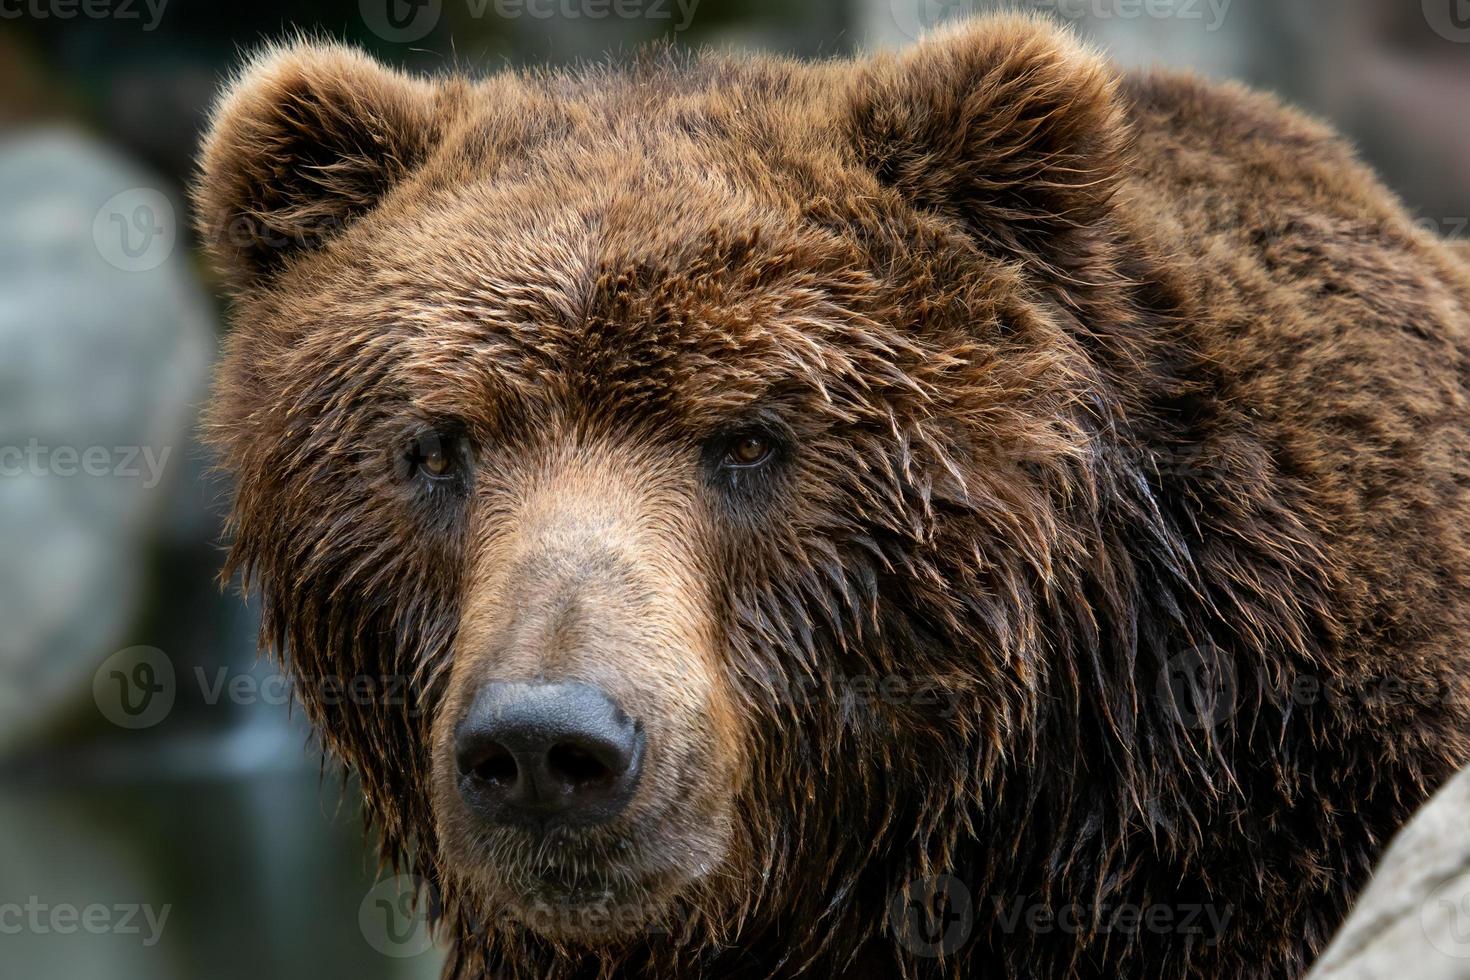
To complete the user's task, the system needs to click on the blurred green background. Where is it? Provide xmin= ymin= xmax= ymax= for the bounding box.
xmin=0 ymin=0 xmax=1466 ymax=976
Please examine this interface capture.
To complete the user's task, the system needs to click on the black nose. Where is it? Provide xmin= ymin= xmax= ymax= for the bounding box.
xmin=454 ymin=681 xmax=644 ymax=828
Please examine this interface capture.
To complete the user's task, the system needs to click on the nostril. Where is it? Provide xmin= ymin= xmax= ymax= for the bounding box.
xmin=471 ymin=743 xmax=518 ymax=786
xmin=454 ymin=680 xmax=643 ymax=827
xmin=547 ymin=741 xmax=615 ymax=788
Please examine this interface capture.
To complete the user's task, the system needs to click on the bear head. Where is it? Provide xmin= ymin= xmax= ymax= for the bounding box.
xmin=196 ymin=16 xmax=1146 ymax=976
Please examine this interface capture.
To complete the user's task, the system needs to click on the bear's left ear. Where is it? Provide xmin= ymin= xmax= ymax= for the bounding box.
xmin=846 ymin=16 xmax=1131 ymax=258
xmin=193 ymin=40 xmax=444 ymax=291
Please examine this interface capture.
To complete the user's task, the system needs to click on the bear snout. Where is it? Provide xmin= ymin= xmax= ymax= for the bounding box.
xmin=453 ymin=680 xmax=645 ymax=830
xmin=424 ymin=452 xmax=743 ymax=937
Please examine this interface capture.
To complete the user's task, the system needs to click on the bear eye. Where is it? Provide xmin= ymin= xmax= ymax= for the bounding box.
xmin=408 ymin=430 xmax=459 ymax=481
xmin=721 ymin=433 xmax=773 ymax=469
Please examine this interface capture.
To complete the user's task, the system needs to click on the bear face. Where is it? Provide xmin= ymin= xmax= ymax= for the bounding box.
xmin=196 ymin=19 xmax=1132 ymax=955
xmin=196 ymin=14 xmax=1470 ymax=980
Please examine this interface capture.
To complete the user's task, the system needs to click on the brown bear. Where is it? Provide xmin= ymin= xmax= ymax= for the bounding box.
xmin=193 ymin=15 xmax=1470 ymax=980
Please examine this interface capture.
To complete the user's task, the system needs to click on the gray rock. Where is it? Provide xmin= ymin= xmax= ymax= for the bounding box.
xmin=1308 ymin=767 xmax=1470 ymax=979
xmin=0 ymin=128 xmax=212 ymax=752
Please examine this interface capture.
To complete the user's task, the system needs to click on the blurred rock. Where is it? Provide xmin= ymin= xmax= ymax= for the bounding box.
xmin=1308 ymin=766 xmax=1470 ymax=978
xmin=0 ymin=128 xmax=212 ymax=753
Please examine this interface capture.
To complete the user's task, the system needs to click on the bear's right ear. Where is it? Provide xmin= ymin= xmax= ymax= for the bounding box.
xmin=845 ymin=16 xmax=1131 ymax=262
xmin=193 ymin=41 xmax=443 ymax=290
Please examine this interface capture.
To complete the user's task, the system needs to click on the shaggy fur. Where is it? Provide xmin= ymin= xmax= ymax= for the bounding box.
xmin=194 ymin=16 xmax=1470 ymax=980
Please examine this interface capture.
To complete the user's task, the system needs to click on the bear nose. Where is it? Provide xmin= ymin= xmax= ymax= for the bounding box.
xmin=454 ymin=681 xmax=644 ymax=828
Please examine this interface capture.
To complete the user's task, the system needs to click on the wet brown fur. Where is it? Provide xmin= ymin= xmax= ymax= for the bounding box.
xmin=195 ymin=15 xmax=1470 ymax=980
